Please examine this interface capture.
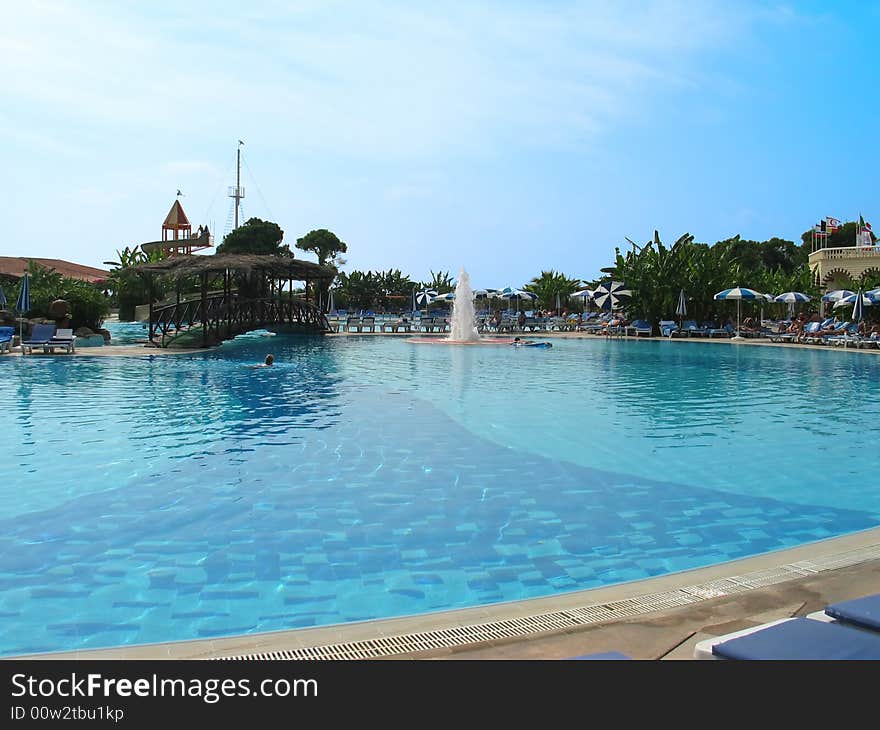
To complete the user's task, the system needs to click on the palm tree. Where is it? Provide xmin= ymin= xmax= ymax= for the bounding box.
xmin=523 ymin=270 xmax=581 ymax=311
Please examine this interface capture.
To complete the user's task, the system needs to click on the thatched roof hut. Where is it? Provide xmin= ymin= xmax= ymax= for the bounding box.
xmin=131 ymin=253 xmax=335 ymax=282
xmin=131 ymin=254 xmax=336 ymax=347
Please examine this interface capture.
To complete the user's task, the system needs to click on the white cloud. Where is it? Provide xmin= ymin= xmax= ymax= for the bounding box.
xmin=0 ymin=1 xmax=771 ymax=159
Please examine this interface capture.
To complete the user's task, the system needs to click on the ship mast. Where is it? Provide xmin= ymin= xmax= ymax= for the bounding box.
xmin=228 ymin=139 xmax=246 ymax=230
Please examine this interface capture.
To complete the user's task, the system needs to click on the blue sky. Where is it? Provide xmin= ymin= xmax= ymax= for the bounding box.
xmin=2 ymin=1 xmax=878 ymax=288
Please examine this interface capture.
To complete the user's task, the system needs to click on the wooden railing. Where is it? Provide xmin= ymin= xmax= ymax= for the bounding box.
xmin=149 ymin=294 xmax=331 ymax=347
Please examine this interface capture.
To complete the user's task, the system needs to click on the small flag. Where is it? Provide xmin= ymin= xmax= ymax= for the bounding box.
xmin=238 ymin=139 xmax=245 ymax=146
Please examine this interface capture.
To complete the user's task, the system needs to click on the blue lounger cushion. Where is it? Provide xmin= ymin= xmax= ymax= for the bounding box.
xmin=712 ymin=617 xmax=880 ymax=660
xmin=569 ymin=651 xmax=631 ymax=660
xmin=825 ymin=594 xmax=880 ymax=632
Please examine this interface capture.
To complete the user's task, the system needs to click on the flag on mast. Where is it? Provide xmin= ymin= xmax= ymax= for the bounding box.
xmin=858 ymin=214 xmax=874 ymax=248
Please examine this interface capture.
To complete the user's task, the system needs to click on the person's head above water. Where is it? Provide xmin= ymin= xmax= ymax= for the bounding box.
xmin=265 ymin=354 xmax=274 ymax=366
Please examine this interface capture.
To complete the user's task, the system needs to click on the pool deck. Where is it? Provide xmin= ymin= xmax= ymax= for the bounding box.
xmin=14 ymin=527 xmax=880 ymax=661
xmin=4 ymin=329 xmax=879 ymax=357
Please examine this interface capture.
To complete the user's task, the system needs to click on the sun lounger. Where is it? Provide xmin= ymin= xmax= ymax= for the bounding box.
xmin=625 ymin=319 xmax=652 ymax=337
xmin=20 ymin=324 xmax=57 ymax=354
xmin=658 ymin=320 xmax=678 ymax=338
xmin=824 ymin=593 xmax=880 ymax=632
xmin=694 ymin=616 xmax=880 ymax=660
xmin=0 ymin=326 xmax=13 ymax=353
xmin=681 ymin=320 xmax=707 ymax=337
xmin=45 ymin=327 xmax=76 ymax=353
xmin=359 ymin=316 xmax=376 ymax=333
xmin=343 ymin=316 xmax=361 ymax=332
xmin=380 ymin=319 xmax=412 ymax=333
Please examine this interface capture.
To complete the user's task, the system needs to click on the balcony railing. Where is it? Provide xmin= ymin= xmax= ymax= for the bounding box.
xmin=809 ymin=246 xmax=880 ymax=262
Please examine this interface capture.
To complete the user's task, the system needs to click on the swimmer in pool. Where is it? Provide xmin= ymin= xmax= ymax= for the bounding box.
xmin=247 ymin=354 xmax=274 ymax=368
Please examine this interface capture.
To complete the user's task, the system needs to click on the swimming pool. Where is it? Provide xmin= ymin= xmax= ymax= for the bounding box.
xmin=2 ymin=336 xmax=879 ymax=656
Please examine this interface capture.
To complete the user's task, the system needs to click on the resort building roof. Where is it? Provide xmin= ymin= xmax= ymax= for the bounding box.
xmin=0 ymin=256 xmax=109 ymax=283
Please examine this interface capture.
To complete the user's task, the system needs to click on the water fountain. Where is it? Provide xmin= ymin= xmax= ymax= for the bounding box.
xmin=409 ymin=267 xmax=511 ymax=345
xmin=447 ymin=269 xmax=480 ymax=343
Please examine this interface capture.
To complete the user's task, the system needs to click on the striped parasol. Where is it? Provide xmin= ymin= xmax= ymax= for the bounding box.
xmin=592 ymin=280 xmax=631 ymax=311
xmin=821 ymin=289 xmax=854 ymax=302
xmin=415 ymin=289 xmax=437 ymax=318
xmin=499 ymin=287 xmax=538 ymax=311
xmin=714 ymin=286 xmax=762 ymax=340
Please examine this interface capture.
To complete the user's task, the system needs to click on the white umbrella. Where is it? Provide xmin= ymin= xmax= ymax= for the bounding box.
xmin=571 ymin=288 xmax=593 ymax=313
xmin=675 ymin=289 xmax=687 ymax=327
xmin=713 ymin=286 xmax=762 ymax=340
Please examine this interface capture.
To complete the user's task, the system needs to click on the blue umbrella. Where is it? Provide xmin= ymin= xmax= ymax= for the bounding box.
xmin=16 ymin=272 xmax=31 ymax=347
xmin=774 ymin=291 xmax=811 ymax=304
xmin=774 ymin=291 xmax=811 ymax=320
xmin=833 ymin=290 xmax=876 ymax=318
xmin=592 ymin=280 xmax=631 ymax=311
xmin=499 ymin=287 xmax=537 ymax=311
xmin=852 ymin=289 xmax=865 ymax=323
xmin=821 ymin=289 xmax=854 ymax=302
xmin=714 ymin=286 xmax=762 ymax=339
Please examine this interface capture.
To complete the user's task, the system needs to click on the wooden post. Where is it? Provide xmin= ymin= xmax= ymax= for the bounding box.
xmin=148 ymin=276 xmax=155 ymax=345
xmin=200 ymin=271 xmax=208 ymax=347
xmin=225 ymin=269 xmax=231 ymax=339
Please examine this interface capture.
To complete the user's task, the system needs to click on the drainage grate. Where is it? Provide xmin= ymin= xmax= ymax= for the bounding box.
xmin=218 ymin=541 xmax=880 ymax=661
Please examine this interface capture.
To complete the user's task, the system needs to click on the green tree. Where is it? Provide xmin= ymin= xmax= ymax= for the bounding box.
xmin=104 ymin=245 xmax=170 ymax=321
xmin=421 ymin=270 xmax=454 ymax=294
xmin=295 ymin=229 xmax=348 ymax=267
xmin=336 ymin=270 xmax=383 ymax=311
xmin=11 ymin=260 xmax=109 ymax=330
xmin=523 ymin=270 xmax=581 ymax=311
xmin=216 ymin=218 xmax=288 ymax=256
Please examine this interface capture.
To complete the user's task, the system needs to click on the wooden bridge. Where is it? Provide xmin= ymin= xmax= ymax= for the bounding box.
xmin=133 ymin=253 xmax=336 ymax=348
xmin=149 ymin=293 xmax=331 ymax=347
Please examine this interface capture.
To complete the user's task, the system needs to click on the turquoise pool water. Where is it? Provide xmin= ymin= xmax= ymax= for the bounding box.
xmin=102 ymin=320 xmax=150 ymax=345
xmin=2 ymin=336 xmax=879 ymax=656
